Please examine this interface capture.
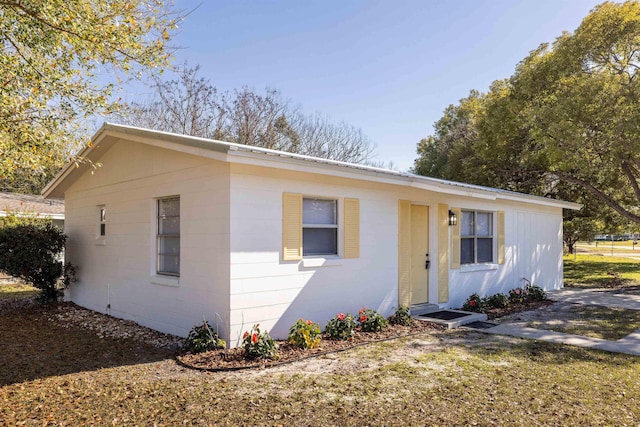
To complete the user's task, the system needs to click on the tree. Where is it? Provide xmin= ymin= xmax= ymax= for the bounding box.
xmin=413 ymin=1 xmax=640 ymax=226
xmin=0 ymin=219 xmax=74 ymax=302
xmin=0 ymin=0 xmax=180 ymax=193
xmin=120 ymin=64 xmax=376 ymax=164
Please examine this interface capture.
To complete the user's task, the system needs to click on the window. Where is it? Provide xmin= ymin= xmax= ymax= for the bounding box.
xmin=98 ymin=206 xmax=106 ymax=236
xmin=157 ymin=197 xmax=180 ymax=276
xmin=460 ymin=210 xmax=493 ymax=264
xmin=302 ymin=198 xmax=337 ymax=256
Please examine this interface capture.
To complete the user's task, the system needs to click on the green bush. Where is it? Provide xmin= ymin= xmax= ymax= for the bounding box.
xmin=0 ymin=221 xmax=75 ymax=303
xmin=484 ymin=293 xmax=509 ymax=309
xmin=525 ymin=284 xmax=546 ymax=301
xmin=186 ymin=321 xmax=226 ymax=353
xmin=462 ymin=293 xmax=484 ymax=312
xmin=357 ymin=308 xmax=388 ymax=332
xmin=325 ymin=312 xmax=356 ymax=340
xmin=242 ymin=324 xmax=278 ymax=360
xmin=388 ymin=305 xmax=413 ymax=326
xmin=288 ymin=318 xmax=322 ymax=349
xmin=508 ymin=288 xmax=526 ymax=304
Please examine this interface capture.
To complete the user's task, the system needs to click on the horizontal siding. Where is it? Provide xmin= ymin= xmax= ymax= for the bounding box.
xmin=64 ymin=140 xmax=232 ymax=339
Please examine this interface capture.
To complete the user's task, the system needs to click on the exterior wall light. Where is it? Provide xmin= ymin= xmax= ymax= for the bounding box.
xmin=448 ymin=210 xmax=457 ymax=226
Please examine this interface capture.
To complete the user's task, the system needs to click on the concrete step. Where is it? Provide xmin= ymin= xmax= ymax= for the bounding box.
xmin=414 ymin=309 xmax=488 ymax=329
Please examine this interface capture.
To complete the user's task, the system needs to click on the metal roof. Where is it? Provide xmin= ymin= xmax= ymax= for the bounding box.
xmin=43 ymin=122 xmax=581 ymax=210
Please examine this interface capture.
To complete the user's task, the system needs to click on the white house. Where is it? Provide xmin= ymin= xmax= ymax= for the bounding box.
xmin=43 ymin=123 xmax=580 ymax=346
xmin=0 ymin=192 xmax=64 ymax=229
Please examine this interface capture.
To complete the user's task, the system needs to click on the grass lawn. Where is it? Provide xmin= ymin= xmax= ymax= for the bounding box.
xmin=0 ymin=282 xmax=39 ymax=300
xmin=2 ymin=289 xmax=640 ymax=425
xmin=531 ymin=305 xmax=640 ymax=340
xmin=564 ymin=254 xmax=640 ymax=288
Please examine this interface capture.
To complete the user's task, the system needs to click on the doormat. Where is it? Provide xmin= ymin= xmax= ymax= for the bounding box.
xmin=417 ymin=310 xmax=470 ymax=321
xmin=463 ymin=321 xmax=498 ymax=330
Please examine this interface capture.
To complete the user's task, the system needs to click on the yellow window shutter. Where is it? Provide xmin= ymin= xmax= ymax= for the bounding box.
xmin=437 ymin=204 xmax=449 ymax=303
xmin=343 ymin=198 xmax=360 ymax=259
xmin=450 ymin=207 xmax=461 ymax=269
xmin=497 ymin=210 xmax=505 ymax=265
xmin=398 ymin=200 xmax=411 ymax=307
xmin=282 ymin=193 xmax=302 ymax=261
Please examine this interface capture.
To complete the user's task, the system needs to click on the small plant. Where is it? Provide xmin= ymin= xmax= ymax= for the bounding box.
xmin=186 ymin=321 xmax=226 ymax=353
xmin=325 ymin=312 xmax=356 ymax=340
xmin=288 ymin=319 xmax=322 ymax=349
xmin=508 ymin=287 xmax=526 ymax=304
xmin=484 ymin=293 xmax=509 ymax=309
xmin=242 ymin=324 xmax=278 ymax=360
xmin=522 ymin=278 xmax=546 ymax=301
xmin=389 ymin=305 xmax=413 ymax=326
xmin=357 ymin=308 xmax=388 ymax=332
xmin=462 ymin=293 xmax=484 ymax=312
xmin=525 ymin=284 xmax=546 ymax=301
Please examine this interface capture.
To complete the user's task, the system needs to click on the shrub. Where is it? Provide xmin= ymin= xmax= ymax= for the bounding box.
xmin=357 ymin=308 xmax=388 ymax=332
xmin=325 ymin=312 xmax=356 ymax=340
xmin=186 ymin=321 xmax=226 ymax=353
xmin=484 ymin=293 xmax=509 ymax=309
xmin=508 ymin=287 xmax=526 ymax=304
xmin=525 ymin=284 xmax=546 ymax=301
xmin=462 ymin=293 xmax=484 ymax=312
xmin=388 ymin=305 xmax=413 ymax=326
xmin=0 ymin=221 xmax=75 ymax=303
xmin=288 ymin=319 xmax=322 ymax=349
xmin=242 ymin=324 xmax=278 ymax=360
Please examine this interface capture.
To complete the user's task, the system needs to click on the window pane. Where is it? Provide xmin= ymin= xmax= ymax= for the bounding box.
xmin=476 ymin=212 xmax=492 ymax=236
xmin=303 ymin=228 xmax=337 ymax=255
xmin=303 ymin=199 xmax=336 ymax=225
xmin=159 ymin=198 xmax=180 ymax=217
xmin=158 ymin=254 xmax=179 ymax=274
xmin=461 ymin=238 xmax=475 ymax=264
xmin=159 ymin=236 xmax=180 ymax=254
xmin=461 ymin=211 xmax=474 ymax=236
xmin=159 ymin=216 xmax=180 ymax=234
xmin=477 ymin=238 xmax=493 ymax=263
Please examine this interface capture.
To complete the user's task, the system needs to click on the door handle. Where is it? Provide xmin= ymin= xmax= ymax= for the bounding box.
xmin=425 ymin=253 xmax=430 ymax=269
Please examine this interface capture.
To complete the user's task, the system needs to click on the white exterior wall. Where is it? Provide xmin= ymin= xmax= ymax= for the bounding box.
xmin=64 ymin=140 xmax=231 ymax=338
xmin=228 ymin=164 xmax=401 ymax=345
xmin=445 ymin=197 xmax=563 ymax=308
xmin=228 ymin=163 xmax=565 ymax=344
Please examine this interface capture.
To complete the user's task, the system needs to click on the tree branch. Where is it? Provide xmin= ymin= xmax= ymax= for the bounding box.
xmin=555 ymin=171 xmax=640 ymax=223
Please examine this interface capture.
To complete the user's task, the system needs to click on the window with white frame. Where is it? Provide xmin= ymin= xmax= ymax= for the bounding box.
xmin=98 ymin=205 xmax=106 ymax=237
xmin=157 ymin=197 xmax=180 ymax=276
xmin=302 ymin=198 xmax=338 ymax=256
xmin=460 ymin=210 xmax=494 ymax=264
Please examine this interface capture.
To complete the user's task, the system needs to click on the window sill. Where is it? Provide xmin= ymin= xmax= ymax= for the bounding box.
xmin=301 ymin=257 xmax=343 ymax=268
xmin=460 ymin=263 xmax=499 ymax=273
xmin=150 ymin=274 xmax=180 ymax=287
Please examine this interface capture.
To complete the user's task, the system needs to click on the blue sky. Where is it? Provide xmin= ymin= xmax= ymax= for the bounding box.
xmin=133 ymin=0 xmax=606 ymax=171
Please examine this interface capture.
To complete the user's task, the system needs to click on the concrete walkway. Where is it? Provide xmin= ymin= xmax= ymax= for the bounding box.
xmin=479 ymin=288 xmax=640 ymax=356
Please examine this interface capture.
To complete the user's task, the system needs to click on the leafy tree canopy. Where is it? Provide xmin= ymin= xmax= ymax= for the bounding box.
xmin=413 ymin=0 xmax=640 ymax=228
xmin=0 ymin=0 xmax=180 ymax=193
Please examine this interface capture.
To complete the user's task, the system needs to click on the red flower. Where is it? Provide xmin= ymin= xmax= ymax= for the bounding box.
xmin=469 ymin=300 xmax=476 ymax=307
xmin=360 ymin=315 xmax=367 ymax=323
xmin=243 ymin=331 xmax=249 ymax=340
xmin=515 ymin=289 xmax=521 ymax=295
xmin=251 ymin=333 xmax=259 ymax=344
xmin=359 ymin=309 xmax=365 ymax=315
xmin=306 ymin=320 xmax=313 ymax=325
xmin=337 ymin=313 xmax=345 ymax=321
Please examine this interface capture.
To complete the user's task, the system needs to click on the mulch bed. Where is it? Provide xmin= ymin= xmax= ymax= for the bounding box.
xmin=177 ymin=321 xmax=446 ymax=372
xmin=178 ymin=299 xmax=555 ymax=372
xmin=484 ymin=299 xmax=555 ymax=319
